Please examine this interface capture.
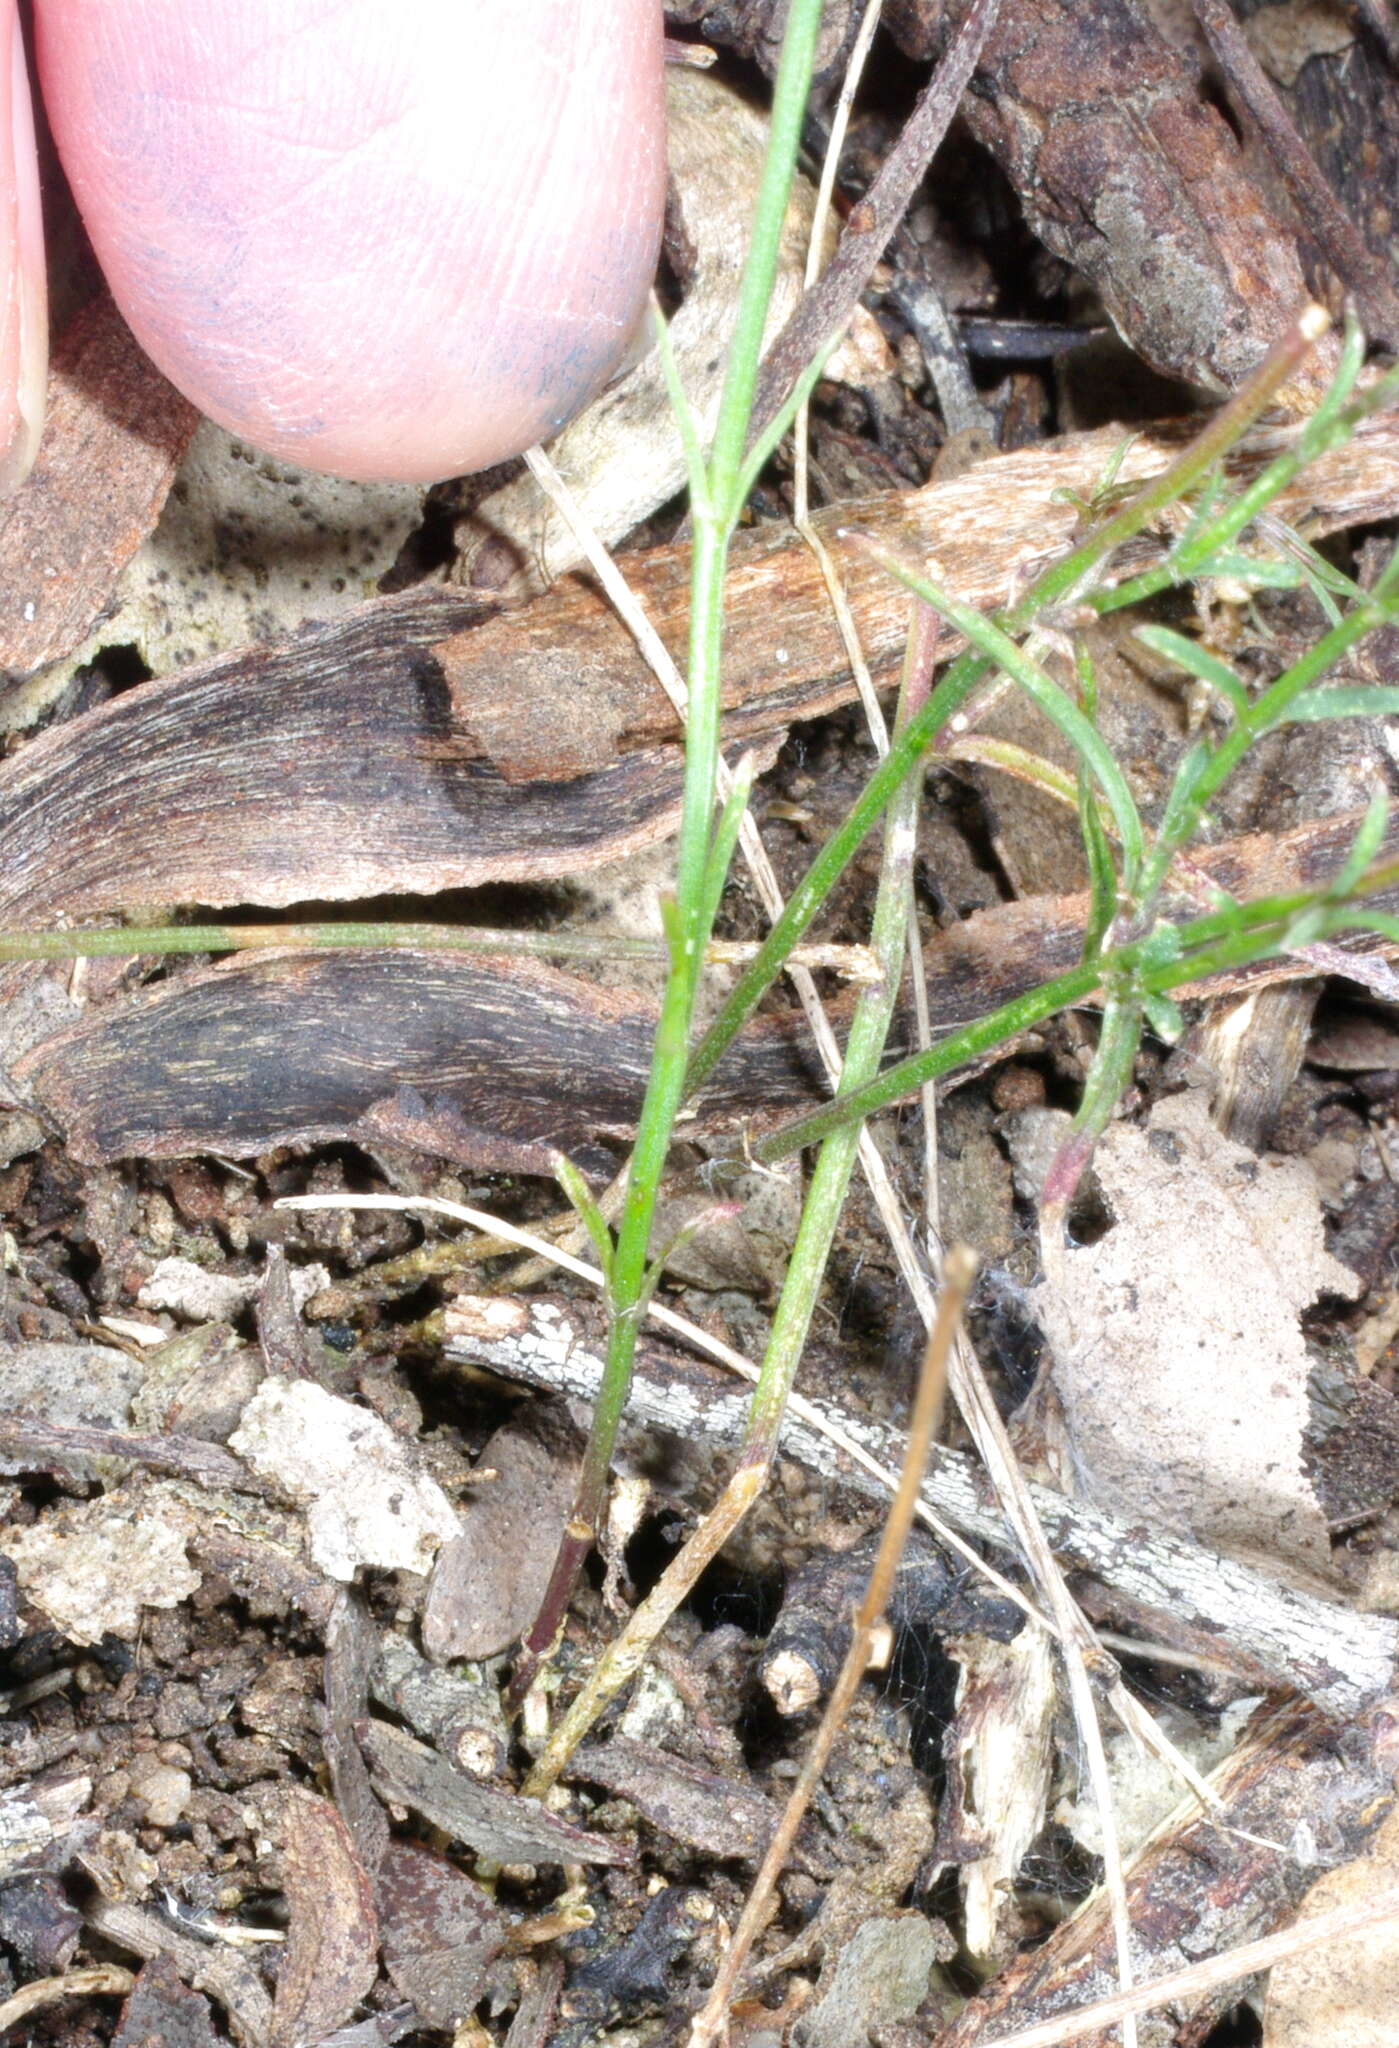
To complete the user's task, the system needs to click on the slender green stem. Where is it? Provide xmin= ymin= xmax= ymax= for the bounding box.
xmin=745 ymin=867 xmax=1398 ymax=1163
xmin=509 ymin=0 xmax=827 ymax=1709
xmin=0 ymin=919 xmax=710 ymax=968
xmin=743 ymin=604 xmax=935 ymax=1463
xmin=524 ymin=605 xmax=940 ymax=1785
xmin=684 ymin=308 xmax=1334 ymax=1098
xmin=705 ymin=3 xmax=827 ymax=517
xmin=1041 ymin=987 xmax=1145 ymax=1211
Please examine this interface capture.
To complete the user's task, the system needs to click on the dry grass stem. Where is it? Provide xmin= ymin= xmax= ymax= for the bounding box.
xmin=688 ymin=1247 xmax=972 ymax=2048
xmin=276 ymin=1190 xmax=1039 ymax=1626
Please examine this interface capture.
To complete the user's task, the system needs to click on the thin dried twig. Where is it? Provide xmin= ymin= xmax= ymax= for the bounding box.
xmin=688 ymin=1248 xmax=973 ymax=2048
xmin=0 ymin=1414 xmax=270 ymax=1496
xmin=748 ymin=0 xmax=1005 ymax=446
xmin=432 ymin=1286 xmax=1399 ymax=1720
xmin=0 ymin=1966 xmax=136 ymax=2036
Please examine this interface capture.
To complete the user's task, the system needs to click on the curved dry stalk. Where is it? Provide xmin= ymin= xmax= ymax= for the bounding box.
xmin=688 ymin=1248 xmax=973 ymax=2048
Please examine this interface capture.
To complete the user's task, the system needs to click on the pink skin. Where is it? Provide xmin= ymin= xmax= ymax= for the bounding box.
xmin=4 ymin=0 xmax=664 ymax=485
xmin=0 ymin=0 xmax=47 ymax=493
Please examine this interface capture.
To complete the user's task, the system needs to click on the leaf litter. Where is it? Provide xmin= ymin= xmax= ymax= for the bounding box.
xmin=1 ymin=6 xmax=1398 ymax=2047
xmin=1036 ymin=1088 xmax=1361 ymax=1573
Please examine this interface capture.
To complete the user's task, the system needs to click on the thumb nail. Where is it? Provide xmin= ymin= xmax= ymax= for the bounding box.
xmin=0 ymin=0 xmax=47 ymax=495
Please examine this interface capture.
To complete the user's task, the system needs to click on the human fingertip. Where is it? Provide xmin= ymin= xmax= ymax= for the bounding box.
xmin=37 ymin=0 xmax=665 ymax=484
xmin=0 ymin=0 xmax=47 ymax=495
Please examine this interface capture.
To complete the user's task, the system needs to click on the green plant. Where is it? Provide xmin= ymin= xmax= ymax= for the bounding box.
xmin=5 ymin=0 xmax=1398 ymax=1796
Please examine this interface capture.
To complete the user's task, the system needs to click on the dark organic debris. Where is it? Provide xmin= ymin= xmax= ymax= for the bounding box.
xmin=360 ymin=1720 xmax=630 ymax=1869
xmin=759 ymin=1527 xmax=1025 ymax=1715
xmin=376 ymin=1840 xmax=508 ymax=2032
xmin=112 ymin=1957 xmax=220 ymax=2048
xmin=570 ymin=1736 xmax=781 ymax=1861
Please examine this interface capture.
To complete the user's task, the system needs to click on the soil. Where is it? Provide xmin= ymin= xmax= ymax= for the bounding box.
xmin=1 ymin=7 xmax=1397 ymax=2047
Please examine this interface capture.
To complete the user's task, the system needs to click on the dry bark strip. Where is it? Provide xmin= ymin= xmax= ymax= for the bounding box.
xmin=930 ymin=1698 xmax=1399 ymax=2048
xmin=2 ymin=410 xmax=1397 ymax=924
xmin=12 ymin=949 xmax=834 ymax=1168
xmin=1192 ymin=0 xmax=1399 ymax=348
xmin=883 ymin=0 xmax=1333 ymax=396
xmin=358 ymin=1720 xmax=628 ymax=1869
xmin=441 ymin=1293 xmax=1399 ymax=1722
xmin=14 ymin=808 xmax=1397 ymax=1168
xmin=0 ymin=293 xmax=198 ymax=682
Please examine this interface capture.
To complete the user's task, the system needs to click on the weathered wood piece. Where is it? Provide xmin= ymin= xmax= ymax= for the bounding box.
xmin=931 ymin=1698 xmax=1399 ymax=2047
xmin=442 ymin=1293 xmax=1399 ymax=1721
xmin=14 ymin=809 xmax=1396 ymax=1166
xmin=1193 ymin=0 xmax=1399 ymax=347
xmin=12 ymin=950 xmax=834 ymax=1168
xmin=1 ymin=409 xmax=1395 ymax=921
xmin=884 ymin=0 xmax=1332 ymax=395
xmin=0 ymin=294 xmax=198 ymax=682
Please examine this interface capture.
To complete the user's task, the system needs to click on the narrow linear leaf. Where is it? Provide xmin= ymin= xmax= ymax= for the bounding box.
xmin=1134 ymin=624 xmax=1250 ymax=717
xmin=1283 ymin=687 xmax=1399 ymax=724
xmin=553 ymin=1152 xmax=614 ymax=1286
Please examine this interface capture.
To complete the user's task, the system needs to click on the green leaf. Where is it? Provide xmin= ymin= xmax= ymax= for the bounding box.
xmin=1078 ymin=768 xmax=1118 ymax=963
xmin=1151 ymin=735 xmax=1216 ymax=878
xmin=1143 ymin=992 xmax=1185 ymax=1042
xmin=698 ymin=753 xmax=756 ymax=941
xmin=1134 ymin=625 xmax=1250 ymax=718
xmin=1194 ymin=551 xmax=1302 ymax=590
xmin=1282 ymin=687 xmax=1399 ymax=724
xmin=553 ymin=1152 xmax=615 ymax=1286
xmin=1328 ymin=790 xmax=1390 ymax=899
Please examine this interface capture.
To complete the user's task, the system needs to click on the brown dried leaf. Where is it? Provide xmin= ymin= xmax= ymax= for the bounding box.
xmin=15 ymin=806 xmax=1396 ymax=1175
xmin=271 ymin=1791 xmax=379 ymax=2048
xmin=14 ymin=949 xmax=836 ymax=1171
xmin=1038 ymin=1090 xmax=1360 ymax=1571
xmin=376 ymin=1842 xmax=506 ymax=2030
xmin=1263 ymin=1802 xmax=1399 ymax=2046
xmin=422 ymin=1410 xmax=583 ymax=1663
xmin=113 ymin=1956 xmax=220 ymax=2048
